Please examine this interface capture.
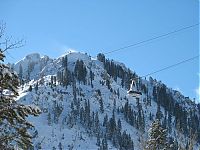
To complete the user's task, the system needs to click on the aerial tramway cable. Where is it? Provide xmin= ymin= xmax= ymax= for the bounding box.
xmin=101 ymin=23 xmax=199 ymax=97
xmin=127 ymin=55 xmax=199 ymax=97
xmin=140 ymin=55 xmax=199 ymax=79
xmin=104 ymin=23 xmax=199 ymax=55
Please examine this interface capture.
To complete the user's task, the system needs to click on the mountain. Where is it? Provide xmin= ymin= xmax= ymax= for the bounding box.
xmin=13 ymin=51 xmax=200 ymax=150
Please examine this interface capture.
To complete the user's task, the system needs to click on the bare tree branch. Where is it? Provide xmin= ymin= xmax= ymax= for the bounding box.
xmin=0 ymin=22 xmax=6 ymax=39
xmin=0 ymin=22 xmax=25 ymax=53
xmin=2 ymin=37 xmax=24 ymax=52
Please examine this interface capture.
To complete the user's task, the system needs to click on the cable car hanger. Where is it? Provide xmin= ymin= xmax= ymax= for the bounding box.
xmin=127 ymin=78 xmax=142 ymax=98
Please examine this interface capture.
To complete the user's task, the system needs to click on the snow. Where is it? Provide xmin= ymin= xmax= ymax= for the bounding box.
xmin=13 ymin=52 xmax=200 ymax=150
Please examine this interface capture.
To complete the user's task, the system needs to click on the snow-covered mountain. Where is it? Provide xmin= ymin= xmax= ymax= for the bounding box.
xmin=13 ymin=52 xmax=200 ymax=150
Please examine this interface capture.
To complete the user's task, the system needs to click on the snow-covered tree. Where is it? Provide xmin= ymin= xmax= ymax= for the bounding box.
xmin=18 ymin=64 xmax=23 ymax=84
xmin=74 ymin=60 xmax=87 ymax=84
xmin=146 ymin=119 xmax=168 ymax=150
xmin=0 ymin=23 xmax=41 ymax=149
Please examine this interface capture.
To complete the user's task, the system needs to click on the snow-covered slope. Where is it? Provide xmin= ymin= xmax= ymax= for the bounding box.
xmin=14 ymin=52 xmax=200 ymax=150
xmin=14 ymin=53 xmax=54 ymax=80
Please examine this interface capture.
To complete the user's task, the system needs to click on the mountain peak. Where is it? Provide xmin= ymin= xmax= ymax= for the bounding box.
xmin=25 ymin=53 xmax=40 ymax=60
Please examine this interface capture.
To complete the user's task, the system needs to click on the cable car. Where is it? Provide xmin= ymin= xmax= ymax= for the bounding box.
xmin=127 ymin=79 xmax=142 ymax=98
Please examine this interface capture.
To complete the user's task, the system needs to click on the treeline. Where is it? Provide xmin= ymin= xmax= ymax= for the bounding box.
xmin=153 ymin=84 xmax=200 ymax=143
xmin=97 ymin=53 xmax=137 ymax=89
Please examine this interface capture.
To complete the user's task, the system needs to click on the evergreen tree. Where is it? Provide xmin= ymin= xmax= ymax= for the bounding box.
xmin=58 ymin=142 xmax=63 ymax=150
xmin=97 ymin=53 xmax=106 ymax=65
xmin=74 ymin=60 xmax=87 ymax=84
xmin=96 ymin=133 xmax=101 ymax=146
xmin=95 ymin=112 xmax=100 ymax=135
xmin=35 ymin=142 xmax=42 ymax=149
xmin=62 ymin=55 xmax=68 ymax=68
xmin=18 ymin=64 xmax=23 ymax=84
xmin=53 ymin=76 xmax=56 ymax=85
xmin=101 ymin=135 xmax=108 ymax=150
xmin=146 ymin=119 xmax=168 ymax=150
xmin=35 ymin=81 xmax=39 ymax=92
xmin=108 ymin=110 xmax=116 ymax=139
xmin=117 ymin=119 xmax=122 ymax=131
xmin=63 ymin=68 xmax=68 ymax=87
xmin=51 ymin=75 xmax=54 ymax=85
xmin=57 ymin=71 xmax=62 ymax=85
xmin=29 ymin=85 xmax=32 ymax=92
xmin=0 ymin=25 xmax=41 ymax=149
xmin=156 ymin=103 xmax=163 ymax=120
xmin=90 ymin=70 xmax=94 ymax=88
xmin=99 ymin=97 xmax=104 ymax=113
xmin=47 ymin=112 xmax=51 ymax=126
xmin=103 ymin=114 xmax=108 ymax=127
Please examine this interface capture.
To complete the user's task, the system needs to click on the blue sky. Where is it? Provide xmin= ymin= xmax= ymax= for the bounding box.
xmin=1 ymin=0 xmax=199 ymax=101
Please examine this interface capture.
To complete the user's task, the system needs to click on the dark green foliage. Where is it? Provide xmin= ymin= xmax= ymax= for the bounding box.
xmin=96 ymin=133 xmax=101 ymax=146
xmin=155 ymin=103 xmax=163 ymax=120
xmin=97 ymin=53 xmax=106 ymax=65
xmin=62 ymin=55 xmax=68 ymax=69
xmin=58 ymin=142 xmax=63 ymax=150
xmin=35 ymin=142 xmax=42 ymax=149
xmin=99 ymin=97 xmax=104 ymax=113
xmin=146 ymin=119 xmax=168 ymax=150
xmin=152 ymin=83 xmax=200 ymax=140
xmin=56 ymin=69 xmax=72 ymax=87
xmin=141 ymin=84 xmax=147 ymax=94
xmin=18 ymin=64 xmax=23 ymax=84
xmin=117 ymin=119 xmax=121 ymax=131
xmin=35 ymin=82 xmax=39 ymax=92
xmin=90 ymin=70 xmax=94 ymax=88
xmin=74 ymin=60 xmax=87 ymax=84
xmin=101 ymin=54 xmax=136 ymax=89
xmin=53 ymin=102 xmax=63 ymax=124
xmin=103 ymin=110 xmax=134 ymax=150
xmin=51 ymin=75 xmax=54 ymax=85
xmin=100 ymin=135 xmax=108 ymax=150
xmin=29 ymin=85 xmax=32 ymax=92
xmin=94 ymin=112 xmax=100 ymax=135
xmin=103 ymin=114 xmax=108 ymax=127
xmin=119 ymin=131 xmax=134 ymax=150
xmin=0 ymin=50 xmax=41 ymax=149
xmin=47 ymin=112 xmax=51 ymax=126
xmin=121 ymin=101 xmax=145 ymax=131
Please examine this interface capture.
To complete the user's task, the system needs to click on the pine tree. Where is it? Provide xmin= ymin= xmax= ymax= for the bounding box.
xmin=58 ymin=142 xmax=63 ymax=150
xmin=103 ymin=114 xmax=108 ymax=127
xmin=108 ymin=110 xmax=116 ymax=139
xmin=53 ymin=76 xmax=56 ymax=85
xmin=99 ymin=97 xmax=104 ymax=113
xmin=117 ymin=119 xmax=122 ymax=131
xmin=101 ymin=135 xmax=108 ymax=150
xmin=29 ymin=85 xmax=32 ymax=92
xmin=97 ymin=53 xmax=106 ymax=65
xmin=35 ymin=81 xmax=39 ymax=92
xmin=47 ymin=112 xmax=51 ymax=126
xmin=146 ymin=119 xmax=168 ymax=150
xmin=156 ymin=103 xmax=163 ymax=120
xmin=63 ymin=68 xmax=68 ymax=87
xmin=0 ymin=24 xmax=41 ymax=149
xmin=62 ymin=55 xmax=68 ymax=68
xmin=18 ymin=64 xmax=23 ymax=84
xmin=96 ymin=133 xmax=101 ymax=146
xmin=51 ymin=75 xmax=54 ymax=85
xmin=95 ymin=112 xmax=100 ymax=134
xmin=74 ymin=60 xmax=87 ymax=84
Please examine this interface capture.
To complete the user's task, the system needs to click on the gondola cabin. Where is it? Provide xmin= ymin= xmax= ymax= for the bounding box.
xmin=127 ymin=79 xmax=142 ymax=98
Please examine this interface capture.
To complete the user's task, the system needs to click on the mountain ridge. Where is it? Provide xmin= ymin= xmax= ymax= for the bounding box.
xmin=13 ymin=51 xmax=200 ymax=149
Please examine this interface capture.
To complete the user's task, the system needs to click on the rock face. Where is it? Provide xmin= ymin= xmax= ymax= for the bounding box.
xmin=14 ymin=52 xmax=200 ymax=150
